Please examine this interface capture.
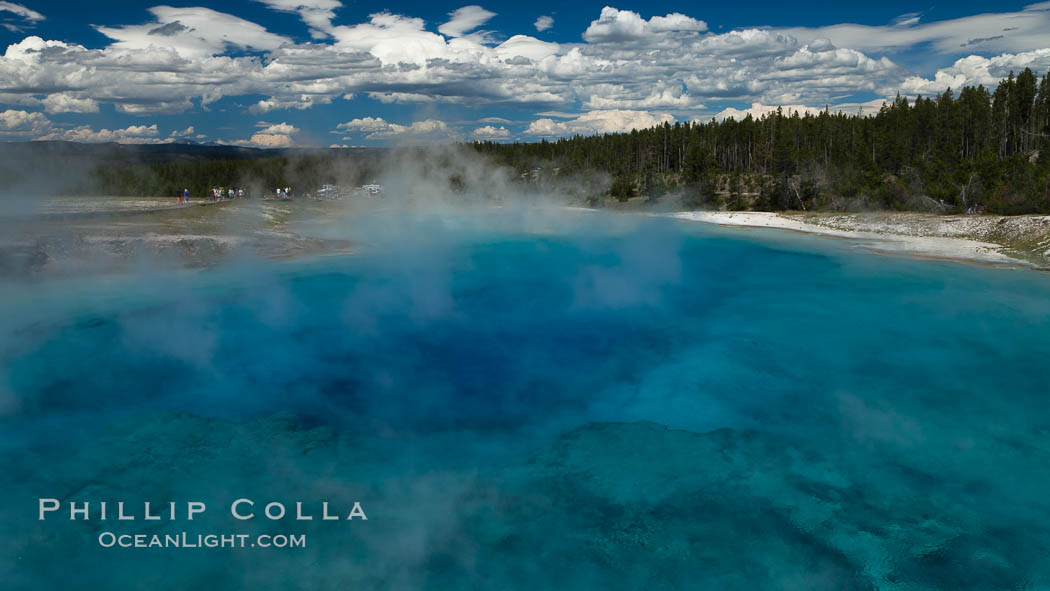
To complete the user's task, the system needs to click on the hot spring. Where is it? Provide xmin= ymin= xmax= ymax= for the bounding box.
xmin=2 ymin=207 xmax=1049 ymax=590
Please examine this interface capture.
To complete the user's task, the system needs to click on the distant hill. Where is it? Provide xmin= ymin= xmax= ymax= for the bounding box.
xmin=0 ymin=141 xmax=384 ymax=165
xmin=0 ymin=141 xmax=388 ymax=198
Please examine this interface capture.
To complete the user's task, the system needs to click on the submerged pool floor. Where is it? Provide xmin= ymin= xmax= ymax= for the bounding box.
xmin=2 ymin=211 xmax=1049 ymax=590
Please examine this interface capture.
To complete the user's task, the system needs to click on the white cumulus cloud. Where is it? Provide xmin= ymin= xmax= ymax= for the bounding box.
xmin=0 ymin=6 xmax=905 ymax=121
xmin=0 ymin=108 xmax=49 ymax=135
xmin=1 ymin=4 xmax=1048 ymax=141
xmin=247 ymin=132 xmax=295 ymax=147
xmin=42 ymin=93 xmax=99 ymax=113
xmin=238 ymin=121 xmax=300 ymax=147
xmin=473 ymin=125 xmax=510 ymax=139
xmin=337 ymin=117 xmax=455 ymax=140
xmin=257 ymin=122 xmax=300 ymax=135
xmin=583 ymin=7 xmax=706 ymax=43
xmin=895 ymin=48 xmax=1050 ymax=96
xmin=526 ymin=109 xmax=674 ymax=136
xmin=710 ymin=100 xmax=886 ymax=122
xmin=169 ymin=125 xmax=195 ymax=137
xmin=38 ymin=123 xmax=163 ymax=143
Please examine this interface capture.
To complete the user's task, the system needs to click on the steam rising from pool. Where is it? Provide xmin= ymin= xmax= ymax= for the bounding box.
xmin=2 ymin=207 xmax=1050 ymax=590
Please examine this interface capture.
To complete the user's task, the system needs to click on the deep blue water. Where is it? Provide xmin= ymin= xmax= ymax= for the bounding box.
xmin=2 ymin=209 xmax=1050 ymax=590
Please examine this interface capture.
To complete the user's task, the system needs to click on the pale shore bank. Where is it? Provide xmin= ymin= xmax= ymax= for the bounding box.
xmin=664 ymin=211 xmax=1050 ymax=268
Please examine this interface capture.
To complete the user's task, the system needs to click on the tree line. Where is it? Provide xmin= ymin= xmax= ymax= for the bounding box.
xmin=474 ymin=68 xmax=1050 ymax=214
xmin=9 ymin=69 xmax=1048 ymax=214
xmin=89 ymin=153 xmax=388 ymax=198
xmin=0 ymin=144 xmax=385 ymax=199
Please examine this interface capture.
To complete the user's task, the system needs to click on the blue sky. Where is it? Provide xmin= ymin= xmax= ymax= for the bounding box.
xmin=1 ymin=0 xmax=1048 ymax=146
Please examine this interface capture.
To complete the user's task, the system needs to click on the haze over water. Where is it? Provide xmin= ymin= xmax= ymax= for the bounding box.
xmin=2 ymin=208 xmax=1049 ymax=590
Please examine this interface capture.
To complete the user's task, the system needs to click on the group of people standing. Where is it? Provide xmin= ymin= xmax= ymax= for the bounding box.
xmin=174 ymin=187 xmax=245 ymax=203
xmin=174 ymin=186 xmax=293 ymax=203
xmin=210 ymin=187 xmax=245 ymax=201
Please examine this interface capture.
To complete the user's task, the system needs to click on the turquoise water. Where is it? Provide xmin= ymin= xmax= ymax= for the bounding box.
xmin=2 ymin=209 xmax=1050 ymax=590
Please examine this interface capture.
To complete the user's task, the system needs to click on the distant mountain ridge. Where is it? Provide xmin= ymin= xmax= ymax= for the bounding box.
xmin=0 ymin=141 xmax=389 ymax=198
xmin=0 ymin=141 xmax=385 ymax=164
